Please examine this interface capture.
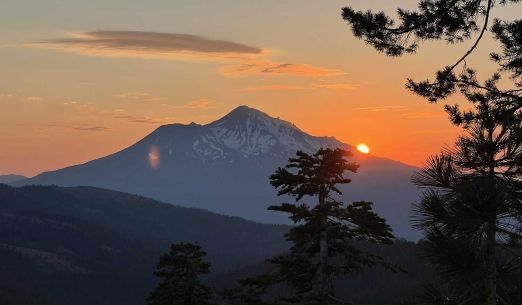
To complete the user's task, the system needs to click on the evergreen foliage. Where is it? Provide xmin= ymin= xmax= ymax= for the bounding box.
xmin=148 ymin=243 xmax=214 ymax=305
xmin=342 ymin=1 xmax=522 ymax=304
xmin=223 ymin=148 xmax=396 ymax=305
xmin=342 ymin=0 xmax=521 ymax=103
xmin=410 ymin=93 xmax=522 ymax=304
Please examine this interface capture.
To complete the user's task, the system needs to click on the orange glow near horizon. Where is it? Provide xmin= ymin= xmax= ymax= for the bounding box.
xmin=1 ymin=0 xmax=505 ymax=176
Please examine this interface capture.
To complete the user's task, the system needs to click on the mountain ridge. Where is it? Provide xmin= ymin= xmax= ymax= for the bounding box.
xmin=0 ymin=174 xmax=28 ymax=184
xmin=16 ymin=105 xmax=421 ymax=239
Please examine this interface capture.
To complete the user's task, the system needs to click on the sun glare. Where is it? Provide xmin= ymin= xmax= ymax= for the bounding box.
xmin=357 ymin=144 xmax=370 ymax=154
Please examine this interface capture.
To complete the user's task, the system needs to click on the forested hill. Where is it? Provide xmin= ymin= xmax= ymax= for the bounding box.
xmin=0 ymin=184 xmax=431 ymax=305
xmin=212 ymin=239 xmax=433 ymax=305
xmin=0 ymin=174 xmax=27 ymax=184
xmin=0 ymin=184 xmax=288 ymax=305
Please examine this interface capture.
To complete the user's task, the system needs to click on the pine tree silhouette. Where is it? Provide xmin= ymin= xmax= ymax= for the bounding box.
xmin=342 ymin=2 xmax=522 ymax=304
xmin=147 ymin=243 xmax=214 ymax=305
xmin=409 ymin=89 xmax=522 ymax=304
xmin=223 ymin=148 xmax=397 ymax=305
xmin=342 ymin=0 xmax=521 ymax=104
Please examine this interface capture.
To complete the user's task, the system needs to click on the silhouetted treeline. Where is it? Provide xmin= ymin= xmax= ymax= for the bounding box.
xmin=0 ymin=184 xmax=435 ymax=305
xmin=213 ymin=239 xmax=433 ymax=305
xmin=0 ymin=184 xmax=288 ymax=305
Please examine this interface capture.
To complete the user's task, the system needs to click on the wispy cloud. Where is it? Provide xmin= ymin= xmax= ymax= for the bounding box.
xmin=242 ymin=82 xmax=356 ymax=92
xmin=113 ymin=114 xmax=170 ymax=124
xmin=354 ymin=105 xmax=446 ymax=120
xmin=356 ymin=105 xmax=406 ymax=112
xmin=0 ymin=93 xmax=14 ymax=100
xmin=44 ymin=123 xmax=109 ymax=132
xmin=243 ymin=85 xmax=307 ymax=91
xmin=313 ymin=82 xmax=356 ymax=90
xmin=179 ymin=99 xmax=216 ymax=109
xmin=29 ymin=31 xmax=263 ymax=60
xmin=71 ymin=126 xmax=110 ymax=132
xmin=62 ymin=100 xmax=93 ymax=107
xmin=24 ymin=96 xmax=42 ymax=101
xmin=401 ymin=111 xmax=447 ymax=119
xmin=220 ymin=62 xmax=343 ymax=77
xmin=116 ymin=92 xmax=166 ymax=102
xmin=25 ymin=31 xmax=343 ymax=78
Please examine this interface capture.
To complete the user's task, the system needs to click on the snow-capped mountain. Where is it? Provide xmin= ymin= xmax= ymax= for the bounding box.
xmin=196 ymin=106 xmax=342 ymax=159
xmin=16 ymin=106 xmax=421 ymax=239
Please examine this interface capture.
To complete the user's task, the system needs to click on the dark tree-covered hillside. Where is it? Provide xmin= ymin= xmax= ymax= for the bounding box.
xmin=0 ymin=184 xmax=436 ymax=305
xmin=0 ymin=184 xmax=289 ymax=305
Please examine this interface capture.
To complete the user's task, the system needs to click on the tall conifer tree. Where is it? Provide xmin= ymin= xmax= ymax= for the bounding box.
xmin=223 ymin=148 xmax=396 ymax=305
xmin=410 ymin=86 xmax=522 ymax=304
xmin=342 ymin=2 xmax=522 ymax=304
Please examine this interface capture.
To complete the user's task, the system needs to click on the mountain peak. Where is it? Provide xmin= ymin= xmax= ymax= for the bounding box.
xmin=230 ymin=105 xmax=261 ymax=113
xmin=144 ymin=105 xmax=344 ymax=161
xmin=186 ymin=105 xmax=343 ymax=159
xmin=209 ymin=105 xmax=271 ymax=127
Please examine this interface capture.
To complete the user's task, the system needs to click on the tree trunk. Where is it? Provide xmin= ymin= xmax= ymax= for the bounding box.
xmin=485 ymin=128 xmax=497 ymax=305
xmin=485 ymin=218 xmax=497 ymax=305
xmin=318 ymin=216 xmax=328 ymax=292
xmin=315 ymin=191 xmax=329 ymax=297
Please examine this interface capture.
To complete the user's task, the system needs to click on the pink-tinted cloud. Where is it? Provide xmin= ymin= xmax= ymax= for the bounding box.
xmin=26 ymin=31 xmax=343 ymax=78
xmin=220 ymin=62 xmax=344 ymax=77
xmin=29 ymin=31 xmax=263 ymax=60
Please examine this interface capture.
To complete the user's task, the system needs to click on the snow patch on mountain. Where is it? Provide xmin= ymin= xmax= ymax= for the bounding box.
xmin=190 ymin=105 xmax=344 ymax=160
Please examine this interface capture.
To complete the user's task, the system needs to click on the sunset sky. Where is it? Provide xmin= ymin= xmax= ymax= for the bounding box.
xmin=1 ymin=0 xmax=519 ymax=177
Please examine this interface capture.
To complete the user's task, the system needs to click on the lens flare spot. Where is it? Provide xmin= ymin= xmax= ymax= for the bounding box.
xmin=357 ymin=144 xmax=370 ymax=154
xmin=148 ymin=145 xmax=160 ymax=169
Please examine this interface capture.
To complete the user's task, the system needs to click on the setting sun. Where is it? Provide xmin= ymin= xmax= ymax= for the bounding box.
xmin=357 ymin=144 xmax=370 ymax=154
